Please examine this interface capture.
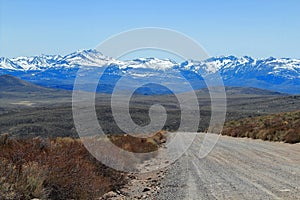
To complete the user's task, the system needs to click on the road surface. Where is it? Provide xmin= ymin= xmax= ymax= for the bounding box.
xmin=156 ymin=134 xmax=300 ymax=200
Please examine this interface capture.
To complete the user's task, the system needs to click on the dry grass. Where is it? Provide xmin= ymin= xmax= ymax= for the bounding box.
xmin=0 ymin=137 xmax=126 ymax=200
xmin=222 ymin=110 xmax=300 ymax=143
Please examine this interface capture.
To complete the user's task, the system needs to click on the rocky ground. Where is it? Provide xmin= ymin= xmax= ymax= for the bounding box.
xmin=100 ymin=159 xmax=168 ymax=200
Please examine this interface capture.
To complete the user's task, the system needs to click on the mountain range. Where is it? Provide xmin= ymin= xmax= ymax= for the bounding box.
xmin=1 ymin=49 xmax=300 ymax=94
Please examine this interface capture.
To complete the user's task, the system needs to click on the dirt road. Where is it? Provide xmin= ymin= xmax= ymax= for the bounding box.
xmin=156 ymin=134 xmax=300 ymax=200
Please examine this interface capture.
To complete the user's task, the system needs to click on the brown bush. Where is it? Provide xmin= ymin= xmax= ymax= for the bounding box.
xmin=109 ymin=130 xmax=167 ymax=154
xmin=0 ymin=159 xmax=48 ymax=200
xmin=284 ymin=129 xmax=300 ymax=144
xmin=222 ymin=110 xmax=300 ymax=143
xmin=0 ymin=137 xmax=126 ymax=200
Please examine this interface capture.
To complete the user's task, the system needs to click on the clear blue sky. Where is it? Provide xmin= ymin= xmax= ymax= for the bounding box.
xmin=0 ymin=0 xmax=299 ymax=59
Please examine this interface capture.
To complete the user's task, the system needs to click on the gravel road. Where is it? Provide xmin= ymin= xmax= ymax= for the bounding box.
xmin=156 ymin=134 xmax=300 ymax=200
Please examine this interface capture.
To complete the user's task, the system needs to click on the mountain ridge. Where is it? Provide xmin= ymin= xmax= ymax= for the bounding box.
xmin=1 ymin=49 xmax=300 ymax=94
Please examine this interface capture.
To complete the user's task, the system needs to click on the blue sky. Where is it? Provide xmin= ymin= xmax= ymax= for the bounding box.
xmin=0 ymin=0 xmax=299 ymax=59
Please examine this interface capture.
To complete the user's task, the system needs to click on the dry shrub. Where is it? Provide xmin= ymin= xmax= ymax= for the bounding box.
xmin=109 ymin=130 xmax=167 ymax=154
xmin=284 ymin=129 xmax=300 ymax=144
xmin=104 ymin=131 xmax=168 ymax=163
xmin=222 ymin=110 xmax=300 ymax=143
xmin=248 ymin=131 xmax=256 ymax=139
xmin=45 ymin=138 xmax=114 ymax=199
xmin=0 ymin=160 xmax=48 ymax=200
xmin=0 ymin=137 xmax=126 ymax=200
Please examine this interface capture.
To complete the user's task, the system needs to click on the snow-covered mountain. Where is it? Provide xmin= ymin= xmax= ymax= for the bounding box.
xmin=1 ymin=49 xmax=300 ymax=94
xmin=0 ymin=50 xmax=178 ymax=71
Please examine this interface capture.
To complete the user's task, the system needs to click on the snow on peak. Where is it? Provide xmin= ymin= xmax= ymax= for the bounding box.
xmin=0 ymin=57 xmax=23 ymax=70
xmin=122 ymin=57 xmax=177 ymax=70
xmin=1 ymin=50 xmax=300 ymax=81
xmin=63 ymin=49 xmax=123 ymax=67
xmin=10 ymin=54 xmax=63 ymax=70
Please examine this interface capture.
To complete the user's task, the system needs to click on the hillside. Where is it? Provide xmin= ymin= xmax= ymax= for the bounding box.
xmin=222 ymin=110 xmax=300 ymax=143
xmin=0 ymin=74 xmax=52 ymax=93
xmin=0 ymin=75 xmax=71 ymax=113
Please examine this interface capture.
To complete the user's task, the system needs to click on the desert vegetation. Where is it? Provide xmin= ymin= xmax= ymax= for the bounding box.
xmin=0 ymin=131 xmax=167 ymax=200
xmin=0 ymin=136 xmax=126 ymax=200
xmin=109 ymin=131 xmax=167 ymax=153
xmin=222 ymin=110 xmax=300 ymax=143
